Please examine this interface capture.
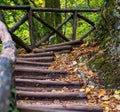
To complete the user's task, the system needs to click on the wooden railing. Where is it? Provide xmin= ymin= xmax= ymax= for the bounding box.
xmin=0 ymin=20 xmax=16 ymax=112
xmin=0 ymin=5 xmax=100 ymax=52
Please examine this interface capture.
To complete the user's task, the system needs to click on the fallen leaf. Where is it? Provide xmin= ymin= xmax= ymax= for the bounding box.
xmin=101 ymin=95 xmax=109 ymax=101
xmin=98 ymin=89 xmax=106 ymax=96
xmin=114 ymin=105 xmax=120 ymax=111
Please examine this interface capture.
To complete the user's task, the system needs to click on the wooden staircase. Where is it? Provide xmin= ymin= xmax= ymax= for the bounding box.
xmin=14 ymin=43 xmax=103 ymax=112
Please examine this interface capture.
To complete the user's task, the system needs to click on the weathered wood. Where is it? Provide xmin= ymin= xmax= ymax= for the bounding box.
xmin=16 ymin=87 xmax=80 ymax=92
xmin=0 ymin=21 xmax=16 ymax=112
xmin=15 ymin=75 xmax=52 ymax=80
xmin=28 ymin=9 xmax=35 ymax=48
xmin=14 ymin=66 xmax=67 ymax=79
xmin=32 ymin=8 xmax=101 ymax=13
xmin=0 ymin=5 xmax=30 ymax=10
xmin=77 ymin=14 xmax=95 ymax=26
xmin=10 ymin=32 xmax=32 ymax=52
xmin=72 ymin=11 xmax=77 ymax=40
xmin=14 ymin=66 xmax=67 ymax=74
xmin=15 ymin=79 xmax=82 ymax=87
xmin=17 ymin=91 xmax=87 ymax=100
xmin=19 ymin=51 xmax=54 ymax=58
xmin=55 ymin=50 xmax=71 ymax=54
xmin=33 ymin=13 xmax=69 ymax=41
xmin=17 ymin=56 xmax=54 ymax=62
xmin=16 ymin=60 xmax=51 ymax=66
xmin=15 ymin=65 xmax=48 ymax=69
xmin=35 ymin=14 xmax=73 ymax=47
xmin=47 ymin=39 xmax=84 ymax=48
xmin=9 ymin=13 xmax=28 ymax=32
xmin=33 ymin=45 xmax=72 ymax=53
xmin=18 ymin=104 xmax=103 ymax=112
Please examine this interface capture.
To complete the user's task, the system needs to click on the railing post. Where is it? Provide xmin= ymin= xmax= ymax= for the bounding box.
xmin=28 ymin=8 xmax=35 ymax=48
xmin=72 ymin=11 xmax=77 ymax=40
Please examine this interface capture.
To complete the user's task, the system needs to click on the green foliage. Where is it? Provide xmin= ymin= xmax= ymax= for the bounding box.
xmin=9 ymin=88 xmax=19 ymax=112
xmin=0 ymin=0 xmax=104 ymax=45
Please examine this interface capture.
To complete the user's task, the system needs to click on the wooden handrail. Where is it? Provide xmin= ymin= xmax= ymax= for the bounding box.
xmin=0 ymin=20 xmax=16 ymax=112
xmin=32 ymin=8 xmax=101 ymax=12
xmin=0 ymin=5 xmax=100 ymax=50
xmin=0 ymin=5 xmax=30 ymax=10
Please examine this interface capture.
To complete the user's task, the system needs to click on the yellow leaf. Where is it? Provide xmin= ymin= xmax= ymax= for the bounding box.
xmin=79 ymin=89 xmax=85 ymax=92
xmin=85 ymin=87 xmax=91 ymax=94
xmin=98 ymin=89 xmax=106 ymax=96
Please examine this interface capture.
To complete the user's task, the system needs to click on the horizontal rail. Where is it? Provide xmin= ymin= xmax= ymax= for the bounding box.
xmin=0 ymin=5 xmax=30 ymax=10
xmin=0 ymin=5 xmax=100 ymax=51
xmin=32 ymin=8 xmax=101 ymax=12
xmin=0 ymin=5 xmax=101 ymax=12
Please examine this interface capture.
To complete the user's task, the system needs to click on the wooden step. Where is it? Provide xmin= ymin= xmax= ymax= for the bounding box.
xmin=17 ymin=91 xmax=87 ymax=101
xmin=15 ymin=79 xmax=83 ymax=89
xmin=15 ymin=65 xmax=48 ymax=69
xmin=46 ymin=40 xmax=84 ymax=48
xmin=17 ymin=56 xmax=54 ymax=62
xmin=17 ymin=103 xmax=103 ymax=112
xmin=16 ymin=60 xmax=51 ymax=67
xmin=19 ymin=51 xmax=54 ymax=58
xmin=14 ymin=67 xmax=67 ymax=79
xmin=33 ymin=45 xmax=72 ymax=53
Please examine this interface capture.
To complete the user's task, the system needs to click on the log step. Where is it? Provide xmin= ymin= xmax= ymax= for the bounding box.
xmin=17 ymin=91 xmax=87 ymax=101
xmin=55 ymin=50 xmax=71 ymax=54
xmin=16 ymin=86 xmax=80 ymax=92
xmin=15 ymin=79 xmax=83 ymax=88
xmin=19 ymin=51 xmax=54 ymax=58
xmin=15 ymin=65 xmax=48 ymax=69
xmin=14 ymin=67 xmax=67 ymax=79
xmin=46 ymin=40 xmax=84 ymax=48
xmin=16 ymin=60 xmax=51 ymax=67
xmin=17 ymin=103 xmax=103 ymax=112
xmin=17 ymin=56 xmax=54 ymax=62
xmin=15 ymin=75 xmax=52 ymax=80
xmin=33 ymin=45 xmax=72 ymax=53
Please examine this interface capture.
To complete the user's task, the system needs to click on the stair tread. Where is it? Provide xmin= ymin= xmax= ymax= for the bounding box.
xmin=17 ymin=103 xmax=103 ymax=112
xmin=33 ymin=45 xmax=72 ymax=53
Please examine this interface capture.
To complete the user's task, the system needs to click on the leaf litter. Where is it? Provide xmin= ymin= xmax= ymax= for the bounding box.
xmin=49 ymin=44 xmax=120 ymax=112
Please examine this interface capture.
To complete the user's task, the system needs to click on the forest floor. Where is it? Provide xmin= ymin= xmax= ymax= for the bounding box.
xmin=48 ymin=43 xmax=120 ymax=112
xmin=19 ymin=42 xmax=120 ymax=112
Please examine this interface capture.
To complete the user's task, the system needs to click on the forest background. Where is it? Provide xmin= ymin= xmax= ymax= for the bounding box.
xmin=0 ymin=0 xmax=119 ymax=89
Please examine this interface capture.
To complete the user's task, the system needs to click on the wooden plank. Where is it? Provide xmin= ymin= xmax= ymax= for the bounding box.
xmin=18 ymin=103 xmax=103 ymax=112
xmin=32 ymin=8 xmax=101 ymax=13
xmin=35 ymin=14 xmax=73 ymax=47
xmin=72 ymin=11 xmax=77 ymax=40
xmin=17 ymin=56 xmax=54 ymax=62
xmin=33 ymin=13 xmax=69 ymax=41
xmin=19 ymin=51 xmax=54 ymax=58
xmin=77 ymin=14 xmax=95 ymax=26
xmin=15 ymin=78 xmax=82 ymax=86
xmin=10 ymin=32 xmax=32 ymax=52
xmin=33 ymin=45 xmax=72 ymax=53
xmin=28 ymin=9 xmax=35 ymax=48
xmin=0 ymin=5 xmax=30 ymax=10
xmin=17 ymin=91 xmax=87 ymax=99
xmin=10 ymin=13 xmax=28 ymax=32
xmin=16 ymin=60 xmax=51 ymax=66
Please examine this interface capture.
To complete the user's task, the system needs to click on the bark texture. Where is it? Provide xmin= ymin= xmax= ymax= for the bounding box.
xmin=0 ymin=21 xmax=16 ymax=112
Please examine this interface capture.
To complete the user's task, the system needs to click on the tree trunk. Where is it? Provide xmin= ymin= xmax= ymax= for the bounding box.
xmin=45 ymin=0 xmax=63 ymax=44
